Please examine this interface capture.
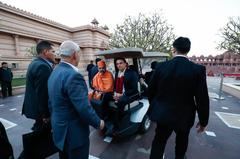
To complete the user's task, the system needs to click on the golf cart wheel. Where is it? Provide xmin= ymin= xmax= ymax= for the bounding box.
xmin=139 ymin=114 xmax=151 ymax=133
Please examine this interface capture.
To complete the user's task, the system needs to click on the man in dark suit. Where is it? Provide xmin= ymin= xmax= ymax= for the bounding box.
xmin=113 ymin=57 xmax=139 ymax=129
xmin=144 ymin=61 xmax=157 ymax=85
xmin=48 ymin=40 xmax=104 ymax=159
xmin=89 ymin=58 xmax=102 ymax=89
xmin=148 ymin=37 xmax=209 ymax=159
xmin=0 ymin=62 xmax=13 ymax=98
xmin=20 ymin=40 xmax=56 ymax=159
xmin=22 ymin=40 xmax=55 ymax=132
xmin=86 ymin=60 xmax=94 ymax=87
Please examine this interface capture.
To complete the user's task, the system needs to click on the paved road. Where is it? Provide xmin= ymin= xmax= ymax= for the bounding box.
xmin=0 ymin=77 xmax=240 ymax=159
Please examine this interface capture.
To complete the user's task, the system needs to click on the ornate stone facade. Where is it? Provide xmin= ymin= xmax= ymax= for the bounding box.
xmin=189 ymin=51 xmax=240 ymax=76
xmin=0 ymin=2 xmax=110 ymax=77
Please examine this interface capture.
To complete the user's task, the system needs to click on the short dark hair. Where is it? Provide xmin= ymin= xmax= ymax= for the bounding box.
xmin=95 ymin=58 xmax=102 ymax=64
xmin=36 ymin=40 xmax=54 ymax=55
xmin=115 ymin=57 xmax=127 ymax=64
xmin=2 ymin=62 xmax=7 ymax=65
xmin=173 ymin=37 xmax=191 ymax=54
xmin=151 ymin=61 xmax=158 ymax=69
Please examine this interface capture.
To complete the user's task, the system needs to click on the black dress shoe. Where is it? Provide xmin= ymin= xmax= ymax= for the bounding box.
xmin=17 ymin=151 xmax=24 ymax=159
xmin=176 ymin=155 xmax=187 ymax=159
xmin=105 ymin=123 xmax=114 ymax=136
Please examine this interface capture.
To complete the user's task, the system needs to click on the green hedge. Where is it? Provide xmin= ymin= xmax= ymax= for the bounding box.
xmin=12 ymin=78 xmax=26 ymax=87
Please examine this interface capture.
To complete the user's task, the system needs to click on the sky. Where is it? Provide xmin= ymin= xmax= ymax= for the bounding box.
xmin=1 ymin=0 xmax=240 ymax=56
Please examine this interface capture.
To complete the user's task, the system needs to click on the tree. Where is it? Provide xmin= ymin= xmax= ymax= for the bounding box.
xmin=218 ymin=17 xmax=240 ymax=54
xmin=110 ymin=12 xmax=176 ymax=53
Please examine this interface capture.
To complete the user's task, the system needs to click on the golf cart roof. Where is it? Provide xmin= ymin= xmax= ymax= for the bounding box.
xmin=96 ymin=48 xmax=144 ymax=59
xmin=143 ymin=52 xmax=169 ymax=58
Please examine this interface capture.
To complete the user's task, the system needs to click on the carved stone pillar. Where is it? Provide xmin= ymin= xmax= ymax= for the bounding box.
xmin=13 ymin=35 xmax=19 ymax=56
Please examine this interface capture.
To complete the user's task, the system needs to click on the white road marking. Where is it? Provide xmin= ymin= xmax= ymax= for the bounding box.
xmin=89 ymin=155 xmax=100 ymax=159
xmin=211 ymin=99 xmax=217 ymax=101
xmin=215 ymin=112 xmax=240 ymax=129
xmin=205 ymin=131 xmax=216 ymax=137
xmin=209 ymin=92 xmax=225 ymax=99
xmin=0 ymin=104 xmax=4 ymax=107
xmin=9 ymin=108 xmax=17 ymax=111
xmin=0 ymin=118 xmax=17 ymax=130
xmin=103 ymin=136 xmax=112 ymax=143
xmin=89 ymin=130 xmax=96 ymax=137
xmin=209 ymin=92 xmax=220 ymax=98
xmin=221 ymin=107 xmax=229 ymax=110
xmin=17 ymin=95 xmax=22 ymax=98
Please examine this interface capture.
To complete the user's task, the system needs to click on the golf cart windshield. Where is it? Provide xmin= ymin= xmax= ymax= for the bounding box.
xmin=95 ymin=48 xmax=169 ymax=74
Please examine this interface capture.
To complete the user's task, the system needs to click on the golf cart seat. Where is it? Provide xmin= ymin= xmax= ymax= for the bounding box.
xmin=108 ymin=100 xmax=143 ymax=112
xmin=108 ymin=80 xmax=143 ymax=112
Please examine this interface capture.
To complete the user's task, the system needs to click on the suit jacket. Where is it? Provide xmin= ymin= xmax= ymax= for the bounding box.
xmin=144 ymin=70 xmax=155 ymax=85
xmin=0 ymin=67 xmax=13 ymax=82
xmin=89 ymin=66 xmax=99 ymax=86
xmin=22 ymin=57 xmax=52 ymax=119
xmin=114 ymin=69 xmax=139 ymax=97
xmin=148 ymin=56 xmax=209 ymax=129
xmin=86 ymin=63 xmax=94 ymax=72
xmin=48 ymin=62 xmax=100 ymax=150
xmin=0 ymin=121 xmax=14 ymax=159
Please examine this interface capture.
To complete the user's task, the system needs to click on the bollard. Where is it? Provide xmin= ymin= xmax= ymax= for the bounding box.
xmin=217 ymin=73 xmax=225 ymax=100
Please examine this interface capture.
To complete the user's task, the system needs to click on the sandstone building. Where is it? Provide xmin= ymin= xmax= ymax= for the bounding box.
xmin=0 ymin=2 xmax=110 ymax=77
xmin=189 ymin=51 xmax=240 ymax=76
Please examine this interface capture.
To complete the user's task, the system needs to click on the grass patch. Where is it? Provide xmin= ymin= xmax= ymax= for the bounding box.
xmin=12 ymin=78 xmax=26 ymax=87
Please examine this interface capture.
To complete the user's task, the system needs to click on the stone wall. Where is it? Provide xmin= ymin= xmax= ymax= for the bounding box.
xmin=189 ymin=51 xmax=240 ymax=75
xmin=0 ymin=2 xmax=110 ymax=77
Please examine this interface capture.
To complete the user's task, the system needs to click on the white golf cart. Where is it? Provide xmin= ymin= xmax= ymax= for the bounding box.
xmin=92 ymin=48 xmax=169 ymax=137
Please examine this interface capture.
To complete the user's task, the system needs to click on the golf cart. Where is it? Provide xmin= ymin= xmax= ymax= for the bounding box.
xmin=91 ymin=48 xmax=168 ymax=137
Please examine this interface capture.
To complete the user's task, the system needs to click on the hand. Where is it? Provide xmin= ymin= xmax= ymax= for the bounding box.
xmin=196 ymin=122 xmax=206 ymax=133
xmin=139 ymin=78 xmax=145 ymax=84
xmin=99 ymin=120 xmax=105 ymax=130
xmin=140 ymin=78 xmax=148 ymax=88
xmin=113 ymin=93 xmax=122 ymax=101
xmin=42 ymin=117 xmax=50 ymax=124
xmin=113 ymin=95 xmax=119 ymax=101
